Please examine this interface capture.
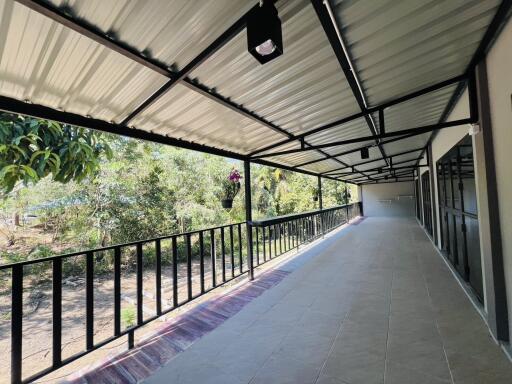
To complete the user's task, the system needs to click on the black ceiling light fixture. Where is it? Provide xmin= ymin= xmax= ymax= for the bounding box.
xmin=247 ymin=0 xmax=283 ymax=64
xmin=360 ymin=147 xmax=369 ymax=159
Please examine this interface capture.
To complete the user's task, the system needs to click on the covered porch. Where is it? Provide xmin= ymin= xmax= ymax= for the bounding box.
xmin=1 ymin=0 xmax=512 ymax=383
xmin=66 ymin=217 xmax=512 ymax=384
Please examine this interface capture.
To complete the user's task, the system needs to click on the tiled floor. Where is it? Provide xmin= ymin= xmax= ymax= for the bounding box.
xmin=144 ymin=217 xmax=512 ymax=384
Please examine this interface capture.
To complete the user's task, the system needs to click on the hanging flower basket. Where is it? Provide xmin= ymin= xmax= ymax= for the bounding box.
xmin=220 ymin=168 xmax=242 ymax=210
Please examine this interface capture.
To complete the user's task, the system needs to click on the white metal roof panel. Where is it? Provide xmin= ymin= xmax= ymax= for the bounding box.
xmin=333 ymin=0 xmax=501 ymax=105
xmin=190 ymin=0 xmax=360 ymax=137
xmin=129 ymin=83 xmax=286 ymax=154
xmin=306 ymin=117 xmax=371 ymax=146
xmin=0 ymin=0 xmax=168 ymax=123
xmin=382 ymin=133 xmax=432 ymax=155
xmin=384 ymin=84 xmax=460 ymax=132
xmin=48 ymin=0 xmax=256 ymax=71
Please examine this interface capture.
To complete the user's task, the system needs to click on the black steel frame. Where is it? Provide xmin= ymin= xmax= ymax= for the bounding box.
xmin=4 ymin=202 xmax=361 ymax=383
xmin=12 ymin=0 xmax=373 ymax=182
xmin=5 ymin=221 xmax=248 ymax=383
xmin=6 ymin=0 xmax=486 ymax=184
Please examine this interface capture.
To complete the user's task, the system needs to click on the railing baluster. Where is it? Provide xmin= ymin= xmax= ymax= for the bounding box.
xmin=238 ymin=224 xmax=243 ymax=273
xmin=52 ymin=258 xmax=62 ymax=367
xmin=210 ymin=229 xmax=216 ymax=287
xmin=11 ymin=264 xmax=23 ymax=384
xmin=155 ymin=239 xmax=162 ymax=316
xmin=229 ymin=225 xmax=235 ymax=278
xmin=172 ymin=237 xmax=178 ymax=307
xmin=288 ymin=222 xmax=291 ymax=250
xmin=186 ymin=234 xmax=192 ymax=301
xmin=247 ymin=224 xmax=254 ymax=280
xmin=136 ymin=244 xmax=143 ymax=325
xmin=291 ymin=221 xmax=295 ymax=249
xmin=86 ymin=251 xmax=94 ymax=349
xmin=273 ymin=224 xmax=277 ymax=258
xmin=255 ymin=226 xmax=260 ymax=266
xmin=221 ymin=227 xmax=226 ymax=282
xmin=268 ymin=225 xmax=272 ymax=259
xmin=262 ymin=226 xmax=267 ymax=262
xmin=114 ymin=247 xmax=121 ymax=336
xmin=199 ymin=231 xmax=205 ymax=294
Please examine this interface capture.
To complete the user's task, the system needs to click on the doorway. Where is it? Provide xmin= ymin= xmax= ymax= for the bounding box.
xmin=437 ymin=136 xmax=483 ymax=302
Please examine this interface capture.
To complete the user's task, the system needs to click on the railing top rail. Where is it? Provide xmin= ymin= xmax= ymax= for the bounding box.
xmin=248 ymin=202 xmax=360 ymax=227
xmin=0 ymin=221 xmax=246 ymax=270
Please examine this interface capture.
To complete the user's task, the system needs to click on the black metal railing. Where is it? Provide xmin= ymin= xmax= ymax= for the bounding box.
xmin=1 ymin=203 xmax=361 ymax=383
xmin=250 ymin=203 xmax=362 ymax=266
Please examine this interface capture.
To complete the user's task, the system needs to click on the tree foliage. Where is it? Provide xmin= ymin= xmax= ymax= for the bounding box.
xmin=0 ymin=112 xmax=112 ymax=193
xmin=0 ymin=113 xmax=357 ymax=262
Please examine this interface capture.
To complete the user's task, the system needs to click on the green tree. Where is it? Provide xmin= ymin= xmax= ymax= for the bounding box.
xmin=0 ymin=112 xmax=112 ymax=193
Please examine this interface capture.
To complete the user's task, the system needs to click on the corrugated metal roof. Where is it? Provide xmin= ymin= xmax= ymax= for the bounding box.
xmin=48 ymin=0 xmax=256 ymax=70
xmin=383 ymin=133 xmax=432 ymax=155
xmin=384 ymin=84 xmax=460 ymax=132
xmin=332 ymin=0 xmax=500 ymax=105
xmin=190 ymin=0 xmax=360 ymax=136
xmin=0 ymin=0 xmax=503 ymax=183
xmin=0 ymin=0 xmax=168 ymax=123
xmin=129 ymin=83 xmax=285 ymax=154
xmin=306 ymin=117 xmax=370 ymax=146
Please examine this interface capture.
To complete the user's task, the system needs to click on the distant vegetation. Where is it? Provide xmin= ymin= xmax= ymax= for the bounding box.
xmin=0 ymin=112 xmax=356 ymax=267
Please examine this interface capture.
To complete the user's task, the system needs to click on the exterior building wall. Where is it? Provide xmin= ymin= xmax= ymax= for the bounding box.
xmin=487 ymin=16 xmax=512 ymax=342
xmin=415 ymin=16 xmax=512 ymax=345
xmin=361 ymin=182 xmax=415 ymax=217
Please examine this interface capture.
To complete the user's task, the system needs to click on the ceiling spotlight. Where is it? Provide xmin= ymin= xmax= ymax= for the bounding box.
xmin=360 ymin=147 xmax=369 ymax=159
xmin=247 ymin=1 xmax=283 ymax=64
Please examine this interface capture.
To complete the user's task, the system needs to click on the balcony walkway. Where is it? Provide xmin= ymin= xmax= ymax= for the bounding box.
xmin=72 ymin=217 xmax=512 ymax=384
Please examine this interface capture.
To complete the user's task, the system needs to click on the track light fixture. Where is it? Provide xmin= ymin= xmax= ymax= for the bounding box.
xmin=360 ymin=147 xmax=369 ymax=159
xmin=247 ymin=1 xmax=283 ymax=64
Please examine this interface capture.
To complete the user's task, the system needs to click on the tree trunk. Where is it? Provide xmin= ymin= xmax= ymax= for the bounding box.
xmin=13 ymin=211 xmax=20 ymax=226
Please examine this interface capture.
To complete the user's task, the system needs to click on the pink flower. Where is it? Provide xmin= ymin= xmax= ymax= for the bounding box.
xmin=228 ymin=169 xmax=242 ymax=183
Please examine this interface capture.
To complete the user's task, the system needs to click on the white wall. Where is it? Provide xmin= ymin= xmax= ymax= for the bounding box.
xmin=487 ymin=16 xmax=512 ymax=340
xmin=362 ymin=182 xmax=415 ymax=217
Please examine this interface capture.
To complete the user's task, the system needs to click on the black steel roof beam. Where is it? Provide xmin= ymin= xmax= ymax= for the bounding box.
xmin=328 ymin=159 xmax=427 ymax=177
xmin=119 ymin=5 xmax=260 ymax=125
xmin=15 ymin=0 xmax=171 ymax=76
xmin=293 ymin=132 xmax=421 ymax=168
xmin=311 ymin=0 xmax=388 ymax=167
xmin=351 ymin=169 xmax=415 ymax=183
xmin=252 ymin=118 xmax=475 ymax=159
xmin=15 ymin=0 xmax=371 ymax=179
xmin=0 ymin=95 xmax=359 ymax=186
xmin=332 ymin=164 xmax=429 ymax=177
xmin=335 ymin=165 xmax=417 ymax=180
xmin=249 ymin=73 xmax=466 ymax=157
xmin=321 ymin=147 xmax=425 ymax=174
xmin=15 ymin=0 xmax=294 ymax=140
xmin=359 ymin=178 xmax=415 ymax=185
